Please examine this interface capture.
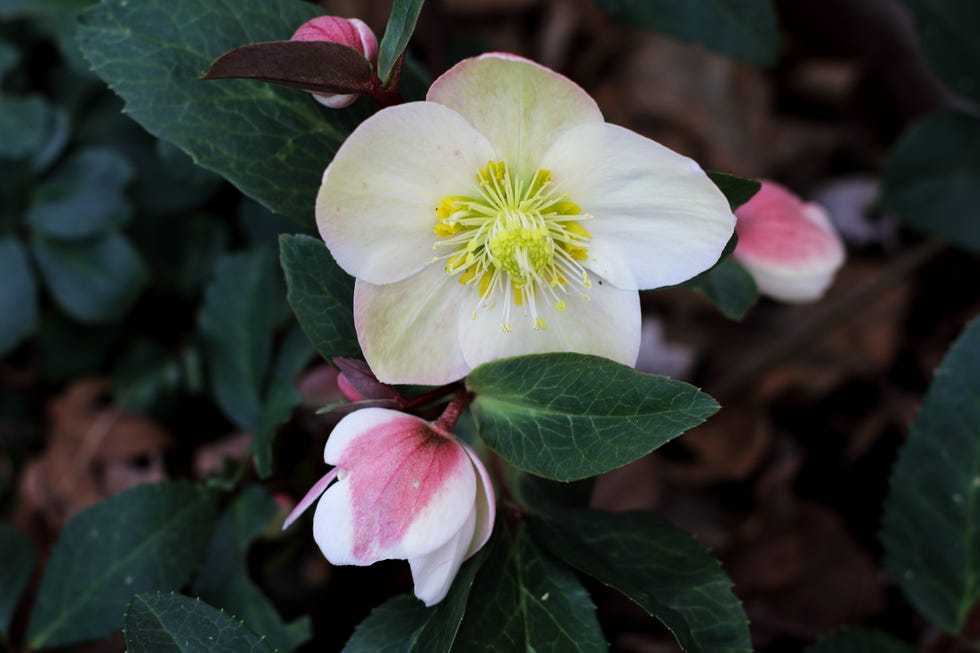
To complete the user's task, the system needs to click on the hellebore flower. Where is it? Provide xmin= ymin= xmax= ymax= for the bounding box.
xmin=317 ymin=53 xmax=736 ymax=384
xmin=282 ymin=407 xmax=495 ymax=606
xmin=733 ymin=180 xmax=845 ymax=302
xmin=291 ymin=16 xmax=378 ymax=108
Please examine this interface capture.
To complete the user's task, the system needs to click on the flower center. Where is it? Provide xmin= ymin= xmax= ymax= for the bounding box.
xmin=432 ymin=161 xmax=592 ymax=332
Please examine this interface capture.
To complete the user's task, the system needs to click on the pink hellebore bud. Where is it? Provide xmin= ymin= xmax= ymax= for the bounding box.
xmin=283 ymin=408 xmax=495 ymax=606
xmin=733 ymin=180 xmax=845 ymax=303
xmin=291 ymin=16 xmax=379 ymax=109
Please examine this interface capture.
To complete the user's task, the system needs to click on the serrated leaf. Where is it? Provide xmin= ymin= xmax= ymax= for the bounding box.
xmin=0 ymin=237 xmax=38 ymax=355
xmin=528 ymin=509 xmax=750 ymax=653
xmin=279 ymin=234 xmax=359 ymax=361
xmin=882 ymin=111 xmax=980 ymax=253
xmin=686 ymin=257 xmax=758 ymax=320
xmin=707 ymin=171 xmax=760 ymax=211
xmin=805 ymin=628 xmax=916 ymax=653
xmin=0 ymin=524 xmax=36 ymax=637
xmin=898 ymin=0 xmax=980 ymax=103
xmin=881 ymin=317 xmax=980 ymax=633
xmin=192 ymin=486 xmax=311 ymax=652
xmin=198 ymin=248 xmax=280 ymax=429
xmin=77 ymin=0 xmax=366 ymax=225
xmin=452 ymin=528 xmax=605 ymax=652
xmin=27 ymin=147 xmax=134 ymax=239
xmin=591 ymin=0 xmax=779 ymax=66
xmin=30 ymin=230 xmax=149 ymax=323
xmin=466 ymin=353 xmax=719 ymax=481
xmin=342 ymin=541 xmax=493 ymax=652
xmin=377 ymin=0 xmax=426 ymax=84
xmin=27 ymin=481 xmax=218 ymax=649
xmin=125 ymin=593 xmax=274 ymax=653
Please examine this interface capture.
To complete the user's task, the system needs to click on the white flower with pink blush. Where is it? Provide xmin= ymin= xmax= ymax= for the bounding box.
xmin=291 ymin=16 xmax=378 ymax=109
xmin=733 ymin=180 xmax=845 ymax=302
xmin=317 ymin=53 xmax=736 ymax=385
xmin=283 ymin=407 xmax=495 ymax=606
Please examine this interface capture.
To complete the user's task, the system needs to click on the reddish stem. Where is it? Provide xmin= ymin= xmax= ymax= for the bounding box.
xmin=433 ymin=391 xmax=473 ymax=432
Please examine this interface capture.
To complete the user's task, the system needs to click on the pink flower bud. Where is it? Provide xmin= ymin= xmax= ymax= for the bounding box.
xmin=282 ymin=408 xmax=495 ymax=606
xmin=291 ymin=16 xmax=379 ymax=109
xmin=733 ymin=180 xmax=845 ymax=303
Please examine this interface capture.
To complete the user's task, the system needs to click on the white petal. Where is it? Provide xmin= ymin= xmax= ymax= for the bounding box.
xmin=354 ymin=265 xmax=472 ymax=385
xmin=408 ymin=507 xmax=477 ymax=606
xmin=457 ymin=274 xmax=640 ymax=369
xmin=317 ymin=102 xmax=495 ymax=284
xmin=540 ymin=122 xmax=736 ymax=291
xmin=462 ymin=443 xmax=495 ymax=559
xmin=427 ymin=53 xmax=603 ymax=180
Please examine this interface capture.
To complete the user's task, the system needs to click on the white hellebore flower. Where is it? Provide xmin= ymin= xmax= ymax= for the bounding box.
xmin=282 ymin=407 xmax=495 ymax=606
xmin=317 ymin=53 xmax=736 ymax=385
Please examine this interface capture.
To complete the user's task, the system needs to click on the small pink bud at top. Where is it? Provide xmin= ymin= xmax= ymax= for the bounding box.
xmin=291 ymin=16 xmax=379 ymax=109
xmin=733 ymin=180 xmax=845 ymax=303
xmin=336 ymin=372 xmax=366 ymax=402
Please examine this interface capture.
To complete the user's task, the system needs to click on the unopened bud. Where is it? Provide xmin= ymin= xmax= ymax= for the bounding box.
xmin=291 ymin=16 xmax=378 ymax=108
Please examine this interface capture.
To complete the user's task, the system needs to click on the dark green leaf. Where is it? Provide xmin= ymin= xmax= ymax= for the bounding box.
xmin=881 ymin=317 xmax=980 ymax=633
xmin=198 ymin=248 xmax=280 ymax=429
xmin=112 ymin=340 xmax=185 ymax=413
xmin=686 ymin=257 xmax=758 ymax=320
xmin=192 ymin=486 xmax=311 ymax=652
xmin=0 ymin=39 xmax=19 ymax=80
xmin=27 ymin=481 xmax=218 ymax=649
xmin=77 ymin=0 xmax=365 ymax=224
xmin=279 ymin=234 xmax=359 ymax=361
xmin=131 ymin=213 xmax=230 ymax=298
xmin=0 ymin=96 xmax=51 ymax=159
xmin=805 ymin=628 xmax=916 ymax=653
xmin=342 ymin=541 xmax=493 ymax=652
xmin=882 ymin=111 xmax=980 ymax=253
xmin=529 ymin=509 xmax=751 ymax=653
xmin=253 ymin=376 xmax=302 ymax=477
xmin=452 ymin=528 xmax=605 ymax=652
xmin=204 ymin=41 xmax=375 ymax=94
xmin=125 ymin=593 xmax=275 ymax=653
xmin=0 ymin=524 xmax=35 ymax=638
xmin=591 ymin=0 xmax=779 ymax=66
xmin=31 ymin=231 xmax=149 ymax=323
xmin=0 ymin=237 xmax=38 ymax=355
xmin=707 ymin=171 xmax=760 ymax=211
xmin=27 ymin=147 xmax=134 ymax=239
xmin=377 ymin=0 xmax=426 ymax=84
xmin=466 ymin=353 xmax=719 ymax=481
xmin=898 ymin=0 xmax=980 ymax=103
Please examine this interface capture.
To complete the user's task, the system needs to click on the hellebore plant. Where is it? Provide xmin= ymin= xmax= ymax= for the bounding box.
xmin=317 ymin=53 xmax=737 ymax=384
xmin=291 ymin=16 xmax=378 ymax=109
xmin=283 ymin=399 xmax=494 ymax=606
xmin=733 ymin=180 xmax=845 ymax=302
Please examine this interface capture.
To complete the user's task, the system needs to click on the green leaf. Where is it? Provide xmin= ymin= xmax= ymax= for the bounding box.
xmin=253 ymin=376 xmax=302 ymax=477
xmin=112 ymin=340 xmax=185 ymax=413
xmin=192 ymin=486 xmax=311 ymax=652
xmin=279 ymin=234 xmax=359 ymax=361
xmin=0 ymin=524 xmax=35 ymax=638
xmin=686 ymin=257 xmax=758 ymax=320
xmin=27 ymin=481 xmax=218 ymax=649
xmin=898 ymin=0 xmax=980 ymax=103
xmin=0 ymin=237 xmax=38 ymax=355
xmin=377 ymin=0 xmax=426 ymax=84
xmin=707 ymin=171 xmax=760 ymax=211
xmin=0 ymin=96 xmax=52 ymax=159
xmin=77 ymin=0 xmax=365 ymax=224
xmin=198 ymin=247 xmax=280 ymax=429
xmin=27 ymin=146 xmax=134 ymax=239
xmin=591 ymin=0 xmax=779 ymax=66
xmin=31 ymin=231 xmax=149 ymax=323
xmin=131 ymin=213 xmax=230 ymax=298
xmin=882 ymin=111 xmax=980 ymax=253
xmin=342 ymin=541 xmax=493 ymax=652
xmin=805 ymin=628 xmax=916 ymax=653
xmin=452 ymin=528 xmax=606 ymax=652
xmin=528 ymin=509 xmax=751 ymax=653
xmin=881 ymin=317 xmax=980 ymax=633
xmin=125 ymin=593 xmax=275 ymax=653
xmin=466 ymin=353 xmax=719 ymax=481
xmin=0 ymin=38 xmax=18 ymax=80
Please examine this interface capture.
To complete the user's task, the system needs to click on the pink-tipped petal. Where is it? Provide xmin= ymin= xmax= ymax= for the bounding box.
xmin=733 ymin=180 xmax=845 ymax=302
xmin=315 ymin=409 xmax=477 ymax=565
xmin=317 ymin=102 xmax=495 ymax=284
xmin=427 ymin=53 xmax=603 ymax=179
xmin=292 ymin=17 xmax=379 ymax=107
xmin=408 ymin=507 xmax=477 ymax=606
xmin=282 ymin=467 xmax=339 ymax=531
xmin=462 ymin=443 xmax=495 ymax=559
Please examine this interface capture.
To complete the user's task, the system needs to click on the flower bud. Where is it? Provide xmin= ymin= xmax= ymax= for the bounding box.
xmin=291 ymin=16 xmax=378 ymax=109
xmin=733 ymin=180 xmax=845 ymax=303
